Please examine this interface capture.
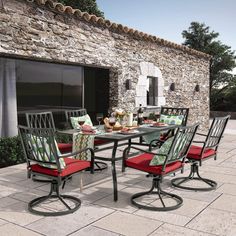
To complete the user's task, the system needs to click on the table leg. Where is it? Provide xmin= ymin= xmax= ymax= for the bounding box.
xmin=122 ymin=139 xmax=132 ymax=173
xmin=128 ymin=139 xmax=131 ymax=147
xmin=111 ymin=141 xmax=118 ymax=201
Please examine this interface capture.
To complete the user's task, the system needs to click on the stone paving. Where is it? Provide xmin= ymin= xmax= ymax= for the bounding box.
xmin=0 ymin=133 xmax=236 ymax=236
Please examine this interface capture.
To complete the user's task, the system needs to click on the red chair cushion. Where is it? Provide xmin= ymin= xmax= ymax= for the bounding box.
xmin=187 ymin=145 xmax=216 ymax=160
xmin=31 ymin=158 xmax=90 ymax=177
xmin=57 ymin=143 xmax=72 ymax=154
xmin=94 ymin=139 xmax=110 ymax=146
xmin=125 ymin=153 xmax=183 ymax=175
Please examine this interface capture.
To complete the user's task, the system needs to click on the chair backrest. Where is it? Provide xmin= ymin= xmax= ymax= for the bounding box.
xmin=160 ymin=107 xmax=189 ymax=125
xmin=203 ymin=115 xmax=230 ymax=152
xmin=65 ymin=109 xmax=87 ymax=127
xmin=18 ymin=125 xmax=63 ymax=171
xmin=26 ymin=112 xmax=56 ymax=131
xmin=162 ymin=123 xmax=199 ymax=172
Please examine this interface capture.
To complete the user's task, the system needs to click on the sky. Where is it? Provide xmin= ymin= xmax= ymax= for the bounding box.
xmin=96 ymin=0 xmax=236 ymax=73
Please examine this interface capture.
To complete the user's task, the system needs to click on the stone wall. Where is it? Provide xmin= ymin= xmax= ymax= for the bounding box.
xmin=0 ymin=0 xmax=210 ymax=129
xmin=210 ymin=111 xmax=235 ymax=119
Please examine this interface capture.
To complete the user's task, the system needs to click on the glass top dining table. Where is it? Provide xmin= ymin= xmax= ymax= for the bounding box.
xmin=58 ymin=125 xmax=178 ymax=201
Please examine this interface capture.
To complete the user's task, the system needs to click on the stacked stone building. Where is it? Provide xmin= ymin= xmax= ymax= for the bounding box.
xmin=0 ymin=0 xmax=210 ymax=136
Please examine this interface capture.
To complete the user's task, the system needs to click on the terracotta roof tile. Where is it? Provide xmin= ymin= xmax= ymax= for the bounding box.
xmin=25 ymin=0 xmax=211 ymax=59
xmin=110 ymin=23 xmax=118 ymax=30
xmin=64 ymin=6 xmax=74 ymax=15
xmin=55 ymin=3 xmax=67 ymax=13
xmin=105 ymin=20 xmax=112 ymax=28
xmin=74 ymin=9 xmax=82 ymax=18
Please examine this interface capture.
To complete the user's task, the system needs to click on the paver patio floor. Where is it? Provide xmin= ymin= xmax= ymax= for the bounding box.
xmin=0 ymin=133 xmax=236 ymax=236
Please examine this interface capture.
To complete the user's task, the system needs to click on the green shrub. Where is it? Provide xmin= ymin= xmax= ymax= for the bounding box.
xmin=0 ymin=136 xmax=25 ymax=168
xmin=148 ymin=113 xmax=156 ymax=120
xmin=56 ymin=133 xmax=72 ymax=143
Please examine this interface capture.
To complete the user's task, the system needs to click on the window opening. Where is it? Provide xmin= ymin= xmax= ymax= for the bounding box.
xmin=147 ymin=76 xmax=158 ymax=106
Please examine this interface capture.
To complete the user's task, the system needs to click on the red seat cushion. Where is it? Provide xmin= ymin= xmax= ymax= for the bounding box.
xmin=57 ymin=143 xmax=72 ymax=154
xmin=125 ymin=153 xmax=183 ymax=175
xmin=187 ymin=145 xmax=216 ymax=160
xmin=94 ymin=139 xmax=110 ymax=146
xmin=30 ymin=158 xmax=90 ymax=177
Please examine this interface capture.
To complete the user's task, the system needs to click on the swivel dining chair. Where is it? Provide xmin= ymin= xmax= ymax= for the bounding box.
xmin=18 ymin=125 xmax=94 ymax=216
xmin=65 ymin=108 xmax=109 ymax=170
xmin=26 ymin=111 xmax=72 ymax=154
xmin=159 ymin=106 xmax=189 ymax=126
xmin=65 ymin=108 xmax=108 ymax=146
xmin=171 ymin=115 xmax=230 ymax=191
xmin=65 ymin=108 xmax=87 ymax=124
xmin=122 ymin=124 xmax=198 ymax=211
xmin=148 ymin=106 xmax=189 ymax=150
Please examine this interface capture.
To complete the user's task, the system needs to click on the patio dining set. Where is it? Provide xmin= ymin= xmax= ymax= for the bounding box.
xmin=18 ymin=107 xmax=230 ymax=216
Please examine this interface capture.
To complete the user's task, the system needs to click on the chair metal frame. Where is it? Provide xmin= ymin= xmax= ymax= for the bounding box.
xmin=18 ymin=125 xmax=94 ymax=216
xmin=148 ymin=106 xmax=189 ymax=150
xmin=65 ymin=109 xmax=87 ymax=128
xmin=171 ymin=115 xmax=230 ymax=191
xmin=65 ymin=108 xmax=108 ymax=171
xmin=123 ymin=124 xmax=199 ymax=211
xmin=26 ymin=111 xmax=73 ymax=181
xmin=160 ymin=106 xmax=189 ymax=126
xmin=26 ymin=111 xmax=56 ymax=130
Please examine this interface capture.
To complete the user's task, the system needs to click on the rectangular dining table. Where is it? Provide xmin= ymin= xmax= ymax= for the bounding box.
xmin=58 ymin=125 xmax=178 ymax=201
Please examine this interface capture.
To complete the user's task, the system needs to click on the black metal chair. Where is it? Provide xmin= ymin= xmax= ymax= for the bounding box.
xmin=65 ymin=109 xmax=87 ymax=124
xmin=148 ymin=106 xmax=189 ymax=150
xmin=160 ymin=106 xmax=189 ymax=126
xmin=18 ymin=125 xmax=94 ymax=216
xmin=122 ymin=124 xmax=198 ymax=211
xmin=65 ymin=109 xmax=106 ymax=148
xmin=65 ymin=109 xmax=109 ymax=171
xmin=171 ymin=115 xmax=230 ymax=191
xmin=26 ymin=111 xmax=72 ymax=154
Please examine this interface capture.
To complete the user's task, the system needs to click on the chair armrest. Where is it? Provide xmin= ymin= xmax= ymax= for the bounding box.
xmin=192 ymin=140 xmax=205 ymax=144
xmin=149 ymin=139 xmax=164 ymax=145
xmin=59 ymin=147 xmax=94 ymax=158
xmin=196 ymin=132 xmax=207 ymax=137
xmin=148 ymin=139 xmax=164 ymax=151
xmin=123 ymin=145 xmax=157 ymax=158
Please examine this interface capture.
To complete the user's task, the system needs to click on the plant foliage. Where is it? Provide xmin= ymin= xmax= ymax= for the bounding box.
xmin=57 ymin=0 xmax=104 ymax=17
xmin=0 ymin=136 xmax=25 ymax=168
xmin=182 ymin=22 xmax=236 ymax=110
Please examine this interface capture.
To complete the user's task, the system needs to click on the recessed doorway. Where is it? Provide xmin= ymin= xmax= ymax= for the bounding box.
xmin=84 ymin=66 xmax=110 ymax=123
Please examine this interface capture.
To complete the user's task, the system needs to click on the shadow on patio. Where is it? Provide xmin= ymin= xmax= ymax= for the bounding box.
xmin=0 ymin=134 xmax=236 ymax=236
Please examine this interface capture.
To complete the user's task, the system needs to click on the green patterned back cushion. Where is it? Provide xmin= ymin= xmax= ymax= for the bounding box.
xmin=160 ymin=114 xmax=184 ymax=125
xmin=149 ymin=132 xmax=188 ymax=166
xmin=149 ymin=137 xmax=174 ymax=166
xmin=73 ymin=133 xmax=94 ymax=160
xmin=171 ymin=132 xmax=188 ymax=160
xmin=70 ymin=114 xmax=93 ymax=129
xmin=28 ymin=134 xmax=65 ymax=169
